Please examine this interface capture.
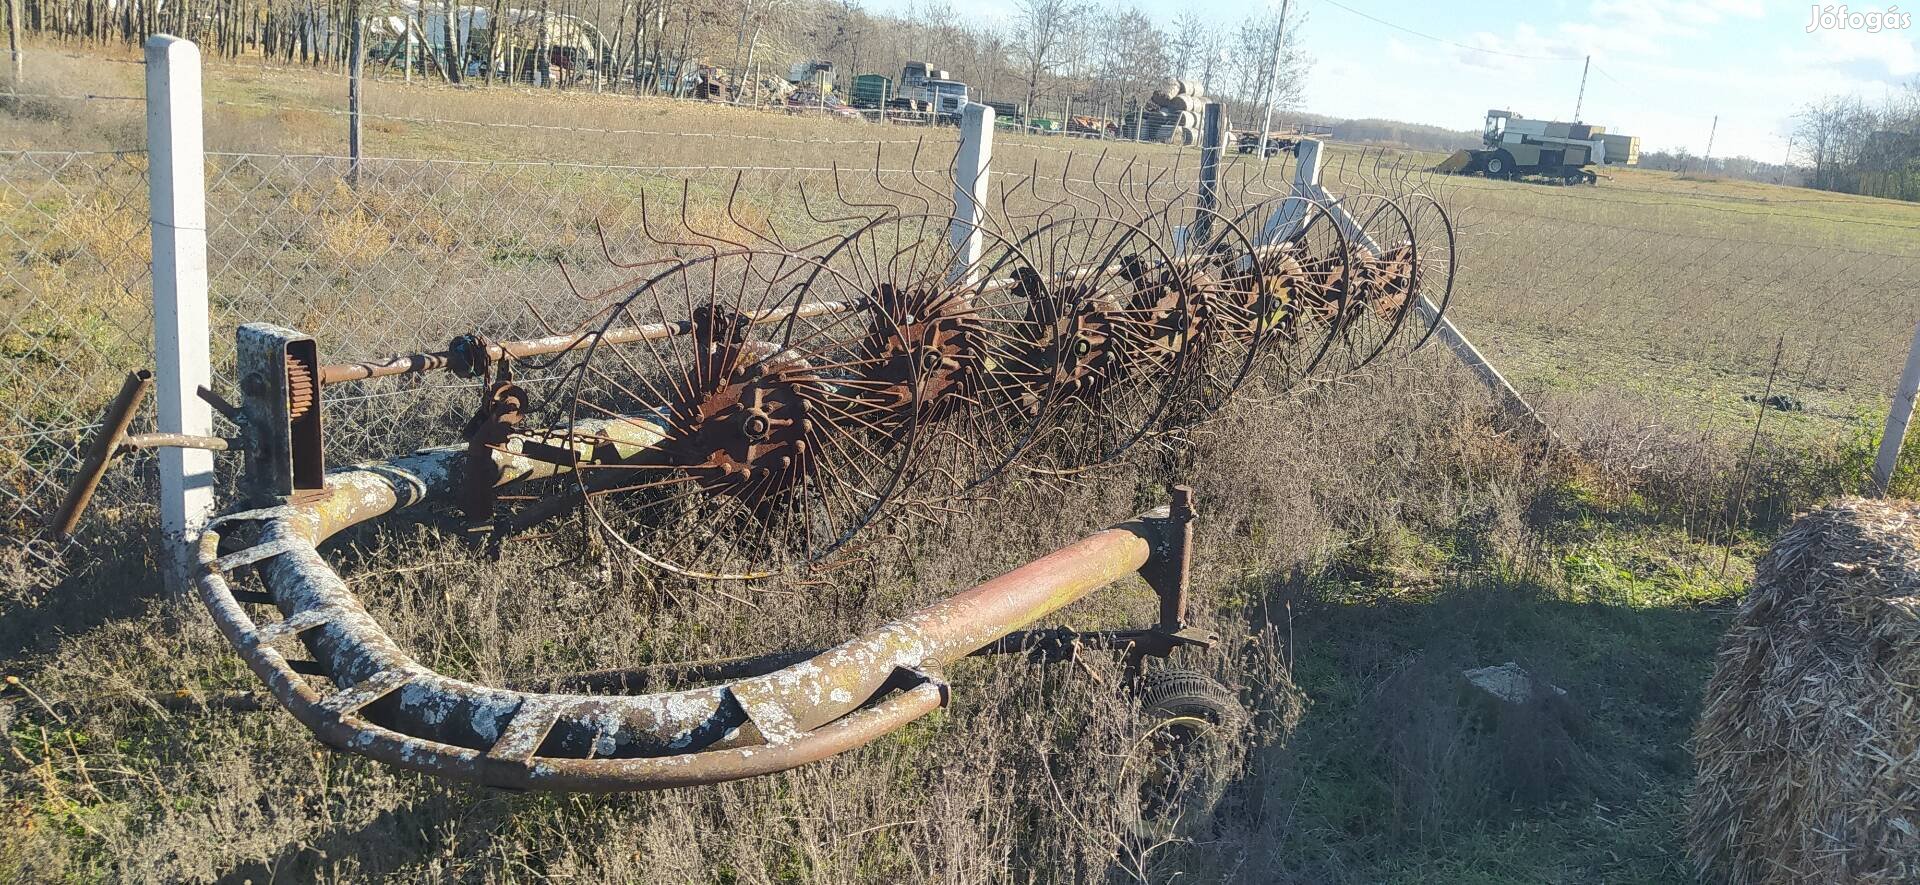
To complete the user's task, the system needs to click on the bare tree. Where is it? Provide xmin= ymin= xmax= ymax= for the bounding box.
xmin=1012 ymin=0 xmax=1085 ymax=113
xmin=442 ymin=0 xmax=462 ymax=82
xmin=1795 ymin=95 xmax=1872 ymax=189
xmin=1168 ymin=9 xmax=1207 ymax=81
xmin=1086 ymin=7 xmax=1168 ymax=123
xmin=1194 ymin=22 xmax=1224 ymax=95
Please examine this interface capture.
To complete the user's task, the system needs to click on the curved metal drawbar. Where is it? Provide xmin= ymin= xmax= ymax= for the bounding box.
xmin=190 ymin=416 xmax=1186 ymax=791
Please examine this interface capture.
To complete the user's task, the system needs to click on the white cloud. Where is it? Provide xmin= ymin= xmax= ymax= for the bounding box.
xmin=1557 ymin=20 xmax=1668 ymax=56
xmin=1384 ymin=36 xmax=1422 ymax=65
xmin=1669 ymin=0 xmax=1766 ymax=25
xmin=1809 ymin=25 xmax=1920 ymax=78
xmin=1573 ymin=0 xmax=1766 ymax=51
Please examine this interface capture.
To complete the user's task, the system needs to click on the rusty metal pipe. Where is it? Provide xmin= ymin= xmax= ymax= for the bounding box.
xmin=317 ymin=299 xmax=861 ymax=386
xmin=44 ymin=370 xmax=152 ymax=541
xmin=188 ymin=412 xmax=1185 ymax=791
xmin=312 ymin=232 xmax=1306 ymax=388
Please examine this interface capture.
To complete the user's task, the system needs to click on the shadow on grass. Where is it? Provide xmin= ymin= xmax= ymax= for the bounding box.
xmin=1214 ymin=557 xmax=1737 ymax=885
xmin=212 ymin=787 xmax=506 ymax=885
xmin=0 ymin=527 xmax=166 ymax=662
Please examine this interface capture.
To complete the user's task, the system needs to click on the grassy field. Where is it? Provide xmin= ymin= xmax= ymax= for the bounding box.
xmin=4 ymin=44 xmax=1920 ymax=883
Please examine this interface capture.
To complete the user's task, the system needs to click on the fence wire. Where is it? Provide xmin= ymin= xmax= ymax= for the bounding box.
xmin=6 ymin=74 xmax=1920 ymax=544
xmin=0 ymin=150 xmax=157 ymax=533
xmin=1315 ymin=152 xmax=1920 ymax=487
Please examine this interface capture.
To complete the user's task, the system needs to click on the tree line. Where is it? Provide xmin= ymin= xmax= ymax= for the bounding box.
xmin=1632 ymin=150 xmax=1799 ymax=186
xmin=1793 ymin=78 xmax=1920 ymax=202
xmin=3 ymin=0 xmax=1314 ymax=126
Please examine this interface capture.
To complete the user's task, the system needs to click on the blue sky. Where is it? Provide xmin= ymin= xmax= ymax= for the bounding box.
xmin=870 ymin=0 xmax=1920 ymax=159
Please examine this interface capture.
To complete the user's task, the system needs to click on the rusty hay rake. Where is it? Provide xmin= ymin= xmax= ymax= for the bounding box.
xmin=50 ymin=141 xmax=1455 ymax=800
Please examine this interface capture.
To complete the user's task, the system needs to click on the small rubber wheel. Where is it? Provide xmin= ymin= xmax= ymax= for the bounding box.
xmin=1123 ymin=668 xmax=1247 ymax=837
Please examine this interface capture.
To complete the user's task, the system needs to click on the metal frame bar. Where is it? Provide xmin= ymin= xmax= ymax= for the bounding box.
xmin=190 ymin=416 xmax=1196 ymax=791
xmin=1293 ymin=138 xmax=1547 ymax=432
xmin=44 ymin=371 xmax=153 ymax=541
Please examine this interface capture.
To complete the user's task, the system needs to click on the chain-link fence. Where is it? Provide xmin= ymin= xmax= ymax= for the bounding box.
xmin=0 ymin=149 xmax=156 ymax=533
xmin=0 ymin=87 xmax=1214 ymax=541
xmin=6 ymin=49 xmax=1920 ymax=547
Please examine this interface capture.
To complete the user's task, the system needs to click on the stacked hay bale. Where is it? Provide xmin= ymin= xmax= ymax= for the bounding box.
xmin=1140 ymin=79 xmax=1206 ymax=145
xmin=1690 ymin=497 xmax=1920 ymax=884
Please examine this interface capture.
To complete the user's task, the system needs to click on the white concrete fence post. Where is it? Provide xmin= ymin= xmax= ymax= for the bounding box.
xmin=1255 ymin=138 xmax=1320 ymax=244
xmin=1872 ymin=319 xmax=1920 ymax=496
xmin=949 ymin=102 xmax=995 ymax=285
xmin=145 ymin=35 xmax=215 ymax=592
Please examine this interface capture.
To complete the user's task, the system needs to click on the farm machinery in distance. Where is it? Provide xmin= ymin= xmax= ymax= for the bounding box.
xmin=1437 ymin=109 xmax=1640 ymax=185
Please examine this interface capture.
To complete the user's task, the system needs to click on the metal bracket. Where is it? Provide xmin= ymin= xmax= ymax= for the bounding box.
xmin=458 ymin=381 xmax=527 ymax=530
xmin=1136 ymin=484 xmax=1195 ymax=632
xmin=236 ymin=323 xmax=326 ymax=505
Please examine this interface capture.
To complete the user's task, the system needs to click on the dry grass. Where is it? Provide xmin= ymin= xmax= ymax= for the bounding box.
xmin=1689 ymin=496 xmax=1920 ymax=885
xmin=1 ymin=42 xmax=1906 ymax=882
xmin=0 ymin=351 xmax=1612 ymax=883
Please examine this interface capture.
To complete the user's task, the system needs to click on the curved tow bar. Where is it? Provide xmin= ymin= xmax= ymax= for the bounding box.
xmin=190 ymin=423 xmax=1197 ymax=792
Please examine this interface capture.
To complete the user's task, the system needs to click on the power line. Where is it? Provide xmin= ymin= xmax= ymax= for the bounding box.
xmin=1312 ymin=0 xmax=1585 ymax=62
xmin=1589 ymin=63 xmax=1658 ymax=111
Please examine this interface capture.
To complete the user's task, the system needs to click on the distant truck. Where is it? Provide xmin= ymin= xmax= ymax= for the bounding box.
xmin=887 ymin=61 xmax=969 ymax=124
xmin=1437 ymin=109 xmax=1640 ymax=184
xmin=850 ymin=74 xmax=893 ymax=110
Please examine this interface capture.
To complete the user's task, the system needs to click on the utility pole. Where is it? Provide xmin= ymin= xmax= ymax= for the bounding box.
xmin=348 ymin=0 xmax=364 ymax=186
xmin=1572 ymin=54 xmax=1589 ymax=122
xmin=1704 ymin=114 xmax=1719 ymax=164
xmin=1256 ymin=0 xmax=1291 ymax=159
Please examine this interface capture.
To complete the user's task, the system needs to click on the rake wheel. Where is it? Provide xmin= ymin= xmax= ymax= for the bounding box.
xmin=1227 ymin=195 xmax=1353 ymax=396
xmin=1150 ymin=205 xmax=1270 ymax=427
xmin=1318 ymin=193 xmax=1421 ymax=375
xmin=795 ymin=214 xmax=1057 ymax=510
xmin=1010 ymin=216 xmax=1188 ymax=476
xmin=1396 ymin=192 xmax=1458 ymax=354
xmin=545 ymin=248 xmax=920 ymax=580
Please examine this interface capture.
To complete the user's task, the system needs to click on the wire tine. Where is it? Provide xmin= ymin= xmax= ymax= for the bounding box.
xmin=680 ymin=179 xmax=751 ymax=252
xmin=800 ymin=175 xmax=876 ymax=227
xmin=724 ymin=171 xmax=785 ymax=252
xmin=1054 ymin=151 xmax=1104 ymax=216
xmin=636 ymin=186 xmax=715 ymax=261
xmin=873 ymin=140 xmax=935 ymax=216
xmin=830 ymin=159 xmax=897 ymax=221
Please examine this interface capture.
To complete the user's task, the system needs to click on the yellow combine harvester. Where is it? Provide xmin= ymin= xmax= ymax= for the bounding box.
xmin=1437 ymin=110 xmax=1640 ymax=185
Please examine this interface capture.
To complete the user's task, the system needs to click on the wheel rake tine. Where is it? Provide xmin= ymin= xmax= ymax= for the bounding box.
xmin=228 ymin=167 xmax=1451 ymax=707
